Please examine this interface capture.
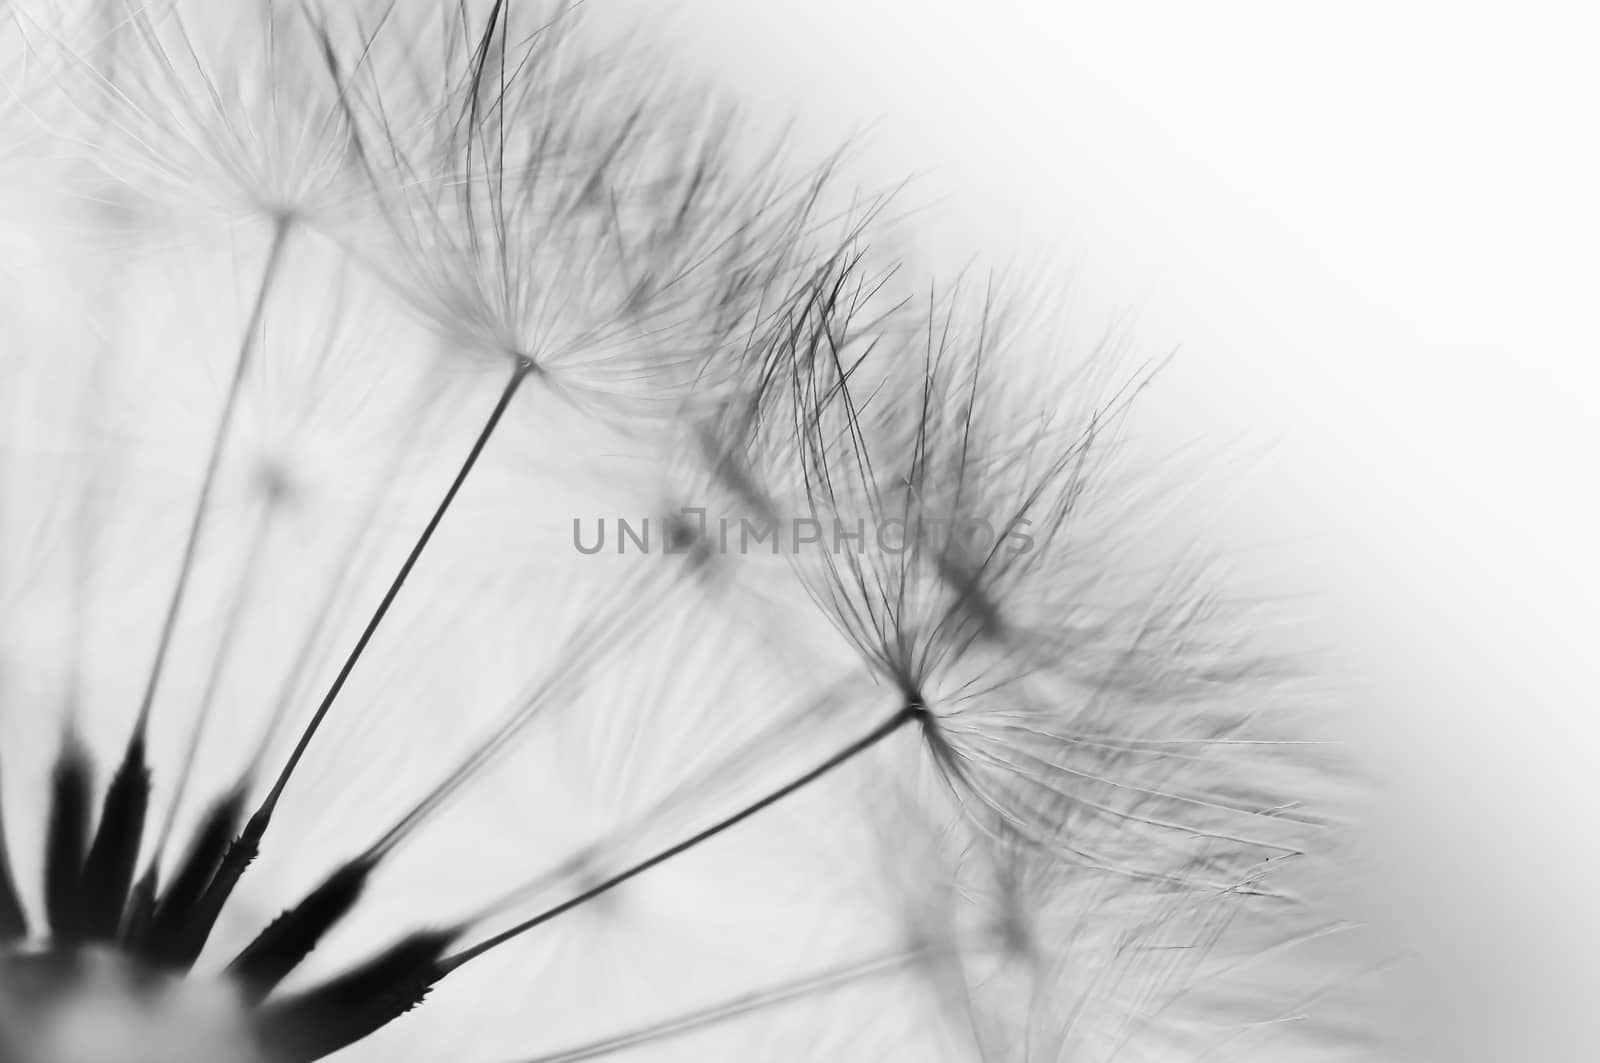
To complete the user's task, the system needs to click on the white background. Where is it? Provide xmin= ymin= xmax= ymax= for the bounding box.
xmin=593 ymin=2 xmax=1600 ymax=1060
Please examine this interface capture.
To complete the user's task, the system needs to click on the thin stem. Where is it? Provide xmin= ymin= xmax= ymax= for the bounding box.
xmin=511 ymin=949 xmax=926 ymax=1063
xmin=257 ymin=357 xmax=532 ymax=819
xmin=72 ymin=221 xmax=291 ymax=943
xmin=131 ymin=218 xmax=290 ymax=739
xmin=468 ymin=670 xmax=870 ymax=922
xmin=149 ymin=496 xmax=277 ymax=866
xmin=442 ymin=704 xmax=915 ymax=973
xmin=62 ymin=312 xmax=114 ymax=725
xmin=241 ymin=381 xmax=434 ymax=783
xmin=178 ymin=358 xmax=534 ymax=971
xmin=363 ymin=570 xmax=664 ymax=863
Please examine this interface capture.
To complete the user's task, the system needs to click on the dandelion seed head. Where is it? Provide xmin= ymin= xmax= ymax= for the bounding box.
xmin=0 ymin=946 xmax=263 ymax=1063
xmin=0 ymin=1 xmax=1372 ymax=1060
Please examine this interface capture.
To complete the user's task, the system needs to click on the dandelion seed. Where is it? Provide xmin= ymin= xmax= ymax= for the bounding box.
xmin=311 ymin=1 xmax=859 ymax=428
xmin=750 ymin=261 xmax=1318 ymax=893
xmin=34 ymin=0 xmax=374 ymax=230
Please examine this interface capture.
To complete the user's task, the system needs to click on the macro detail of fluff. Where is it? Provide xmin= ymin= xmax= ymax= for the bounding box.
xmin=0 ymin=1 xmax=1375 ymax=1060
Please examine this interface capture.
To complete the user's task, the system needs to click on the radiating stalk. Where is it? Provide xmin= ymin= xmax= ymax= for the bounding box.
xmin=241 ymin=382 xmax=434 ymax=783
xmin=516 ymin=949 xmax=927 ymax=1062
xmin=257 ymin=356 xmax=534 ymax=819
xmin=186 ymin=357 xmax=534 ymax=964
xmin=132 ymin=219 xmax=292 ymax=740
xmin=441 ymin=704 xmax=916 ymax=973
xmin=77 ymin=219 xmax=290 ymax=942
xmin=148 ymin=495 xmax=278 ymax=873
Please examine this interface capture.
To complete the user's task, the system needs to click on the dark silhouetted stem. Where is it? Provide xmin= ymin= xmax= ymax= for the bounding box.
xmin=258 ymin=358 xmax=533 ymax=820
xmin=0 ymin=764 xmax=28 ymax=941
xmin=41 ymin=733 xmax=93 ymax=943
xmin=183 ymin=359 xmax=532 ymax=967
xmin=227 ymin=855 xmax=375 ymax=1002
xmin=78 ymin=220 xmax=291 ymax=944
